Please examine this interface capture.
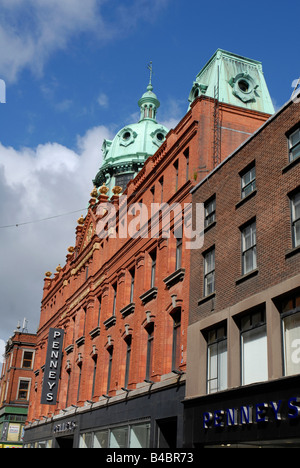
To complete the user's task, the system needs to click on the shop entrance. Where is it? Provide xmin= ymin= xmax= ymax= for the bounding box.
xmin=156 ymin=417 xmax=177 ymax=448
xmin=56 ymin=435 xmax=74 ymax=448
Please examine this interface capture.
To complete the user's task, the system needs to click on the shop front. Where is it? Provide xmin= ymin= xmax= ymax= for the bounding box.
xmin=23 ymin=381 xmax=185 ymax=448
xmin=183 ymin=375 xmax=300 ymax=448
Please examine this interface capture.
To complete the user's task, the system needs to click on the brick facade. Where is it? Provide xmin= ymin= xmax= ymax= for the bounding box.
xmin=24 ymin=94 xmax=272 ymax=447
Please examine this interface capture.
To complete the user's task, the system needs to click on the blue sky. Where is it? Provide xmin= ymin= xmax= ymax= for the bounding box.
xmin=0 ymin=0 xmax=299 ymax=355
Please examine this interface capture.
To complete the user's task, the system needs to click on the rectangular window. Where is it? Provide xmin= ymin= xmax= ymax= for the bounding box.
xmin=106 ymin=348 xmax=113 ymax=395
xmin=110 ymin=426 xmax=128 ymax=448
xmin=291 ymin=191 xmax=300 ymax=247
xmin=207 ymin=325 xmax=227 ymax=394
xmin=81 ymin=422 xmax=151 ymax=449
xmin=150 ymin=250 xmax=156 ymax=288
xmin=112 ymin=283 xmax=117 ymax=316
xmin=159 ymin=176 xmax=164 ymax=203
xmin=281 ymin=292 xmax=300 ymax=376
xmin=174 ymin=160 xmax=179 ymax=191
xmin=17 ymin=379 xmax=30 ymax=400
xmin=204 ymin=248 xmax=215 ymax=296
xmin=22 ymin=351 xmax=34 ymax=369
xmin=184 ymin=147 xmax=189 ymax=181
xmin=204 ymin=196 xmax=216 ymax=228
xmin=124 ymin=337 xmax=132 ymax=389
xmin=172 ymin=309 xmax=181 ymax=371
xmin=97 ymin=295 xmax=102 ymax=327
xmin=129 ymin=268 xmax=135 ymax=303
xmin=93 ymin=430 xmax=109 ymax=448
xmin=241 ymin=221 xmax=257 ymax=274
xmin=288 ymin=127 xmax=300 ymax=162
xmin=241 ymin=165 xmax=256 ymax=199
xmin=175 ymin=237 xmax=182 ymax=270
xmin=145 ymin=323 xmax=154 ymax=381
xmin=240 ymin=309 xmax=267 ymax=385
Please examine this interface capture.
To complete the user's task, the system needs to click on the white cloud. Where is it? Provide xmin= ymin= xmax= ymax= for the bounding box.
xmin=97 ymin=93 xmax=109 ymax=108
xmin=0 ymin=0 xmax=171 ymax=83
xmin=0 ymin=125 xmax=113 ymax=342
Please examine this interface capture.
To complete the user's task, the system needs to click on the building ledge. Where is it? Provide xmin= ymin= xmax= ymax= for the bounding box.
xmin=282 ymin=155 xmax=300 ymax=174
xmin=89 ymin=326 xmax=100 ymax=339
xmin=120 ymin=302 xmax=135 ymax=318
xmin=65 ymin=344 xmax=74 ymax=355
xmin=140 ymin=287 xmax=158 ymax=305
xmin=198 ymin=292 xmax=215 ymax=306
xmin=103 ymin=315 xmax=116 ymax=329
xmin=235 ymin=189 xmax=257 ymax=209
xmin=163 ymin=268 xmax=185 ymax=289
xmin=75 ymin=336 xmax=85 ymax=347
xmin=285 ymin=244 xmax=300 ymax=259
xmin=236 ymin=268 xmax=259 ymax=285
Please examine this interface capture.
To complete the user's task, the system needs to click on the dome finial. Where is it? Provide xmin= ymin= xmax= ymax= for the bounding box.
xmin=147 ymin=61 xmax=153 ymax=88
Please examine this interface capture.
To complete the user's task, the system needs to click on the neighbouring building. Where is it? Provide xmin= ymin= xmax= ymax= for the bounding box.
xmin=0 ymin=323 xmax=36 ymax=448
xmin=23 ymin=49 xmax=274 ymax=448
xmin=185 ymin=92 xmax=300 ymax=448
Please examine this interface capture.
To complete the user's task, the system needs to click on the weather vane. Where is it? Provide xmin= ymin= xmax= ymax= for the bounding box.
xmin=147 ymin=61 xmax=153 ymax=85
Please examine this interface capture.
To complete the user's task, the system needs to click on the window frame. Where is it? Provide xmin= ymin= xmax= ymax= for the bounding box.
xmin=203 ymin=247 xmax=215 ymax=297
xmin=241 ymin=220 xmax=257 ymax=275
xmin=21 ymin=349 xmax=34 ymax=369
xmin=240 ymin=309 xmax=267 ymax=386
xmin=288 ymin=127 xmax=300 ymax=162
xmin=240 ymin=164 xmax=256 ymax=199
xmin=206 ymin=324 xmax=227 ymax=394
xmin=290 ymin=191 xmax=300 ymax=248
xmin=204 ymin=196 xmax=216 ymax=228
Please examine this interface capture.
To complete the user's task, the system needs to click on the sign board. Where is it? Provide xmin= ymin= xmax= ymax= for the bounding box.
xmin=41 ymin=328 xmax=64 ymax=405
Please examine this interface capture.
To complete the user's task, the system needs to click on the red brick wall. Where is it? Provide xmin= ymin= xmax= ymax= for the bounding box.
xmin=27 ymin=96 xmax=271 ymax=421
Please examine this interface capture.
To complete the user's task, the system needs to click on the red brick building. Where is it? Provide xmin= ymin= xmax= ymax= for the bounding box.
xmin=0 ymin=325 xmax=36 ymax=448
xmin=23 ymin=50 xmax=274 ymax=448
xmin=185 ymin=94 xmax=300 ymax=448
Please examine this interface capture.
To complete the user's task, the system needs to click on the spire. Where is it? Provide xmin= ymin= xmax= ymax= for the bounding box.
xmin=138 ymin=62 xmax=160 ymax=122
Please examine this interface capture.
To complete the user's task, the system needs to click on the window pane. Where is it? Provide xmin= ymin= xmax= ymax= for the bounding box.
xmin=22 ymin=351 xmax=33 ymax=368
xmin=241 ymin=325 xmax=267 ymax=385
xmin=79 ymin=433 xmax=92 ymax=448
xmin=291 ymin=144 xmax=300 ymax=161
xmin=94 ymin=430 xmax=109 ymax=448
xmin=207 ymin=330 xmax=227 ymax=394
xmin=290 ymin=129 xmax=300 ymax=147
xmin=282 ymin=312 xmax=300 ymax=376
xmin=110 ymin=427 xmax=128 ymax=448
xmin=129 ymin=423 xmax=150 ymax=448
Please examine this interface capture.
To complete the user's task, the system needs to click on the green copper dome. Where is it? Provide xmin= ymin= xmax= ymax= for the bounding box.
xmin=93 ymin=73 xmax=168 ymax=195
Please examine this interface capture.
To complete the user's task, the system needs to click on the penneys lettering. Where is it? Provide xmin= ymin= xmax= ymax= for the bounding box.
xmin=41 ymin=328 xmax=65 ymax=405
xmin=203 ymin=397 xmax=300 ymax=429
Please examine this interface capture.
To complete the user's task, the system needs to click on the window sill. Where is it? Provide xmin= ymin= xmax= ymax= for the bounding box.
xmin=163 ymin=268 xmax=185 ymax=289
xmin=103 ymin=315 xmax=116 ymax=329
xmin=235 ymin=189 xmax=257 ymax=209
xmin=282 ymin=155 xmax=300 ymax=174
xmin=204 ymin=220 xmax=216 ymax=233
xmin=236 ymin=268 xmax=258 ymax=285
xmin=285 ymin=244 xmax=300 ymax=259
xmin=140 ymin=287 xmax=158 ymax=305
xmin=89 ymin=326 xmax=100 ymax=339
xmin=65 ymin=344 xmax=74 ymax=355
xmin=75 ymin=336 xmax=85 ymax=347
xmin=120 ymin=302 xmax=135 ymax=318
xmin=198 ymin=292 xmax=215 ymax=306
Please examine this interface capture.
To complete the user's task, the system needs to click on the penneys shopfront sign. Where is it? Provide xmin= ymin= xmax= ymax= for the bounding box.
xmin=41 ymin=328 xmax=64 ymax=405
xmin=203 ymin=396 xmax=300 ymax=429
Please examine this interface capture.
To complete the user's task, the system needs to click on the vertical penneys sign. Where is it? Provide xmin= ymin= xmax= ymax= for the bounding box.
xmin=41 ymin=328 xmax=64 ymax=405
